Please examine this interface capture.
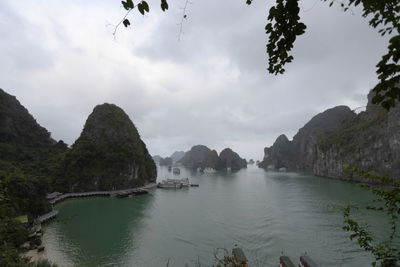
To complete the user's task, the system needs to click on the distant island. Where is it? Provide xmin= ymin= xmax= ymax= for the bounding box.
xmin=153 ymin=151 xmax=185 ymax=166
xmin=258 ymin=90 xmax=400 ymax=181
xmin=176 ymin=145 xmax=247 ymax=172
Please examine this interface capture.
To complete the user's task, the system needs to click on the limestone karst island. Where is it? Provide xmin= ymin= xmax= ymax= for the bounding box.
xmin=1 ymin=1 xmax=400 ymax=266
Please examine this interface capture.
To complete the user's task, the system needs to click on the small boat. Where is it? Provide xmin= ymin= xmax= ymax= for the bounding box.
xmin=173 ymin=167 xmax=180 ymax=174
xmin=280 ymin=256 xmax=296 ymax=267
xmin=299 ymin=255 xmax=319 ymax=267
xmin=232 ymin=247 xmax=247 ymax=267
xmin=190 ymin=184 xmax=199 ymax=187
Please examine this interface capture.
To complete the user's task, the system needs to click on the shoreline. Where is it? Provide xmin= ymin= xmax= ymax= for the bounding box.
xmin=23 ymin=182 xmax=157 ymax=265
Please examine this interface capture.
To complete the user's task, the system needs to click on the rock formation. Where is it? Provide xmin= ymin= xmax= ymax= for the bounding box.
xmin=63 ymin=103 xmax=156 ymax=191
xmin=258 ymin=134 xmax=295 ymax=170
xmin=219 ymin=148 xmax=247 ymax=171
xmin=178 ymin=145 xmax=211 ymax=169
xmin=201 ymin=150 xmax=222 ymax=171
xmin=259 ymin=92 xmax=400 ymax=181
xmin=159 ymin=157 xmax=173 ymax=166
xmin=314 ymin=92 xmax=400 ymax=180
xmin=0 ymin=88 xmax=68 ymax=216
xmin=170 ymin=151 xmax=185 ymax=164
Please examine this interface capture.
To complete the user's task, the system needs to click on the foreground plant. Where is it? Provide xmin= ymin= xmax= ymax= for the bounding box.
xmin=342 ymin=170 xmax=400 ymax=267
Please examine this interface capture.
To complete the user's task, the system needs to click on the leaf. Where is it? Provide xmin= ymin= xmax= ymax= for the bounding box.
xmin=123 ymin=19 xmax=130 ymax=27
xmin=126 ymin=0 xmax=134 ymax=9
xmin=161 ymin=0 xmax=168 ymax=11
xmin=138 ymin=3 xmax=144 ymax=15
xmin=142 ymin=1 xmax=149 ymax=12
xmin=121 ymin=1 xmax=129 ymax=10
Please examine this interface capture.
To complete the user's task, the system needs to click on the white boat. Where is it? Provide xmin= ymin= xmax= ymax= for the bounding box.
xmin=157 ymin=178 xmax=190 ymax=188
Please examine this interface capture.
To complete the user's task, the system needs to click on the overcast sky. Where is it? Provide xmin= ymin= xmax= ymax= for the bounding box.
xmin=0 ymin=0 xmax=390 ymax=160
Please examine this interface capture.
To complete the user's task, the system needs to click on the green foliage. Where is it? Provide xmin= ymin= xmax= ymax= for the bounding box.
xmin=264 ymin=0 xmax=306 ymax=75
xmin=0 ymin=177 xmax=31 ymax=267
xmin=263 ymin=0 xmax=399 ymax=109
xmin=339 ymin=1 xmax=400 ymax=111
xmin=342 ymin=170 xmax=400 ymax=266
xmin=61 ymin=104 xmax=156 ymax=192
xmin=316 ymin=109 xmax=387 ymax=153
xmin=161 ymin=0 xmax=169 ymax=12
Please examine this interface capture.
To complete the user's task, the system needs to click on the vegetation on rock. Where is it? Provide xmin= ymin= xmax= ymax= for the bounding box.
xmin=0 ymin=89 xmax=156 ymax=265
xmin=61 ymin=103 xmax=156 ymax=192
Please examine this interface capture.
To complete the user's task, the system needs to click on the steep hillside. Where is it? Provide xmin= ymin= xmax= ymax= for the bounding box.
xmin=219 ymin=148 xmax=247 ymax=171
xmin=0 ymin=88 xmax=67 ymax=217
xmin=314 ymin=92 xmax=400 ymax=179
xmin=259 ymin=92 xmax=400 ymax=180
xmin=201 ymin=150 xmax=222 ymax=170
xmin=62 ymin=103 xmax=156 ymax=192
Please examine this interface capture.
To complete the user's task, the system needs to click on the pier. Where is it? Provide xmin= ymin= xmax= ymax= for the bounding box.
xmin=38 ymin=183 xmax=157 ymax=223
xmin=37 ymin=210 xmax=58 ymax=223
xmin=48 ymin=183 xmax=156 ymax=204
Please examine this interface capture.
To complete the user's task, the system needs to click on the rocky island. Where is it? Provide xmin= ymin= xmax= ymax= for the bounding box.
xmin=178 ymin=145 xmax=247 ymax=172
xmin=61 ymin=103 xmax=157 ymax=192
xmin=259 ymin=91 xmax=400 ymax=181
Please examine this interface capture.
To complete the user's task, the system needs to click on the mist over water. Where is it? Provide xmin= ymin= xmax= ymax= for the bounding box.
xmin=43 ymin=165 xmax=382 ymax=266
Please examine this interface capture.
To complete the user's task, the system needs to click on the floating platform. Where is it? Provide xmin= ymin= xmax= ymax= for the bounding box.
xmin=157 ymin=178 xmax=197 ymax=189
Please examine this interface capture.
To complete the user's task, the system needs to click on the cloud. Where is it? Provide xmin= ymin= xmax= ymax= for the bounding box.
xmin=0 ymin=0 xmax=391 ymax=160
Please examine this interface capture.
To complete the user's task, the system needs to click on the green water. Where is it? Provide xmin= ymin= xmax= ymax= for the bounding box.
xmin=43 ymin=165 xmax=387 ymax=266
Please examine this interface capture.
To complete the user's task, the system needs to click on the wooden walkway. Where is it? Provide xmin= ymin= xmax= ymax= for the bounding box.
xmin=38 ymin=183 xmax=157 ymax=223
xmin=48 ymin=183 xmax=157 ymax=204
xmin=38 ymin=210 xmax=58 ymax=223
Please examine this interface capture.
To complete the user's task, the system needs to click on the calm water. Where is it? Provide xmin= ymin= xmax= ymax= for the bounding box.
xmin=43 ymin=165 xmax=388 ymax=266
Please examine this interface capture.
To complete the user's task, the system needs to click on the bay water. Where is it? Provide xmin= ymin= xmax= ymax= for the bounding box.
xmin=42 ymin=165 xmax=386 ymax=266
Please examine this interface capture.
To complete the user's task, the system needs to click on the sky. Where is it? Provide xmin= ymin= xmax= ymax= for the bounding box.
xmin=0 ymin=0 xmax=390 ymax=160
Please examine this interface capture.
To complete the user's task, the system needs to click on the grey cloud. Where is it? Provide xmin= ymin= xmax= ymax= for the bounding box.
xmin=0 ymin=0 xmax=392 ymax=161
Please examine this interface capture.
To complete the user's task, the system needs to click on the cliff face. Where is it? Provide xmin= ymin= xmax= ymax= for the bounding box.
xmin=258 ymin=134 xmax=294 ymax=170
xmin=259 ymin=93 xmax=400 ymax=180
xmin=259 ymin=106 xmax=354 ymax=172
xmin=291 ymin=106 xmax=356 ymax=171
xmin=63 ymin=103 xmax=156 ymax=192
xmin=219 ymin=148 xmax=247 ymax=171
xmin=314 ymin=92 xmax=400 ymax=179
xmin=201 ymin=150 xmax=222 ymax=170
xmin=178 ymin=145 xmax=211 ymax=169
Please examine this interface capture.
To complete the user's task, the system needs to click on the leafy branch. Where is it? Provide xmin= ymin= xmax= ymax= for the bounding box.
xmin=342 ymin=168 xmax=400 ymax=266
